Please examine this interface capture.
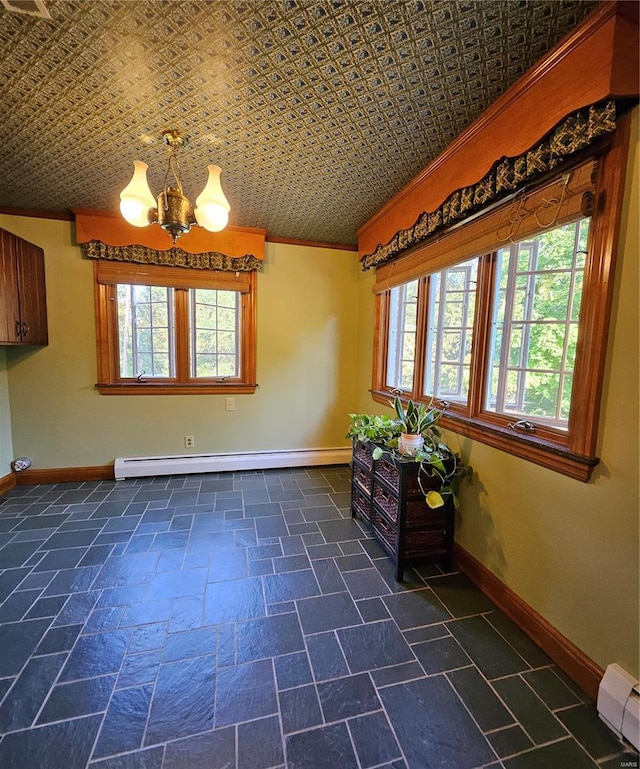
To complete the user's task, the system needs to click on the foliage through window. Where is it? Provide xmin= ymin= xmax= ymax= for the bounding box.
xmin=380 ymin=219 xmax=589 ymax=443
xmin=386 ymin=280 xmax=418 ymax=391
xmin=370 ymin=135 xmax=631 ymax=481
xmin=189 ymin=289 xmax=240 ymax=379
xmin=117 ymin=285 xmax=175 ymax=378
xmin=424 ymin=258 xmax=478 ymax=405
xmin=486 ymin=220 xmax=589 ymax=427
xmin=94 ymin=261 xmax=256 ymax=395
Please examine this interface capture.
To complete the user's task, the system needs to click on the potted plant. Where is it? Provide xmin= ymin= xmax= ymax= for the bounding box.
xmin=391 ymin=393 xmax=443 ymax=455
xmin=346 ymin=395 xmax=470 ymax=510
xmin=344 ymin=412 xmax=399 ymax=447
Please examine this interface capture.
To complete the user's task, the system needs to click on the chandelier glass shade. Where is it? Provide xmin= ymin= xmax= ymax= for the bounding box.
xmin=119 ymin=130 xmax=230 ymax=243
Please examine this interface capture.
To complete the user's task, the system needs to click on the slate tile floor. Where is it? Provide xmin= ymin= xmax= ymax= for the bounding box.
xmin=0 ymin=466 xmax=636 ymax=769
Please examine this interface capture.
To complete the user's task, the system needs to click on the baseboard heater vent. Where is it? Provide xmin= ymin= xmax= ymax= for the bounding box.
xmin=114 ymin=447 xmax=351 ymax=481
xmin=597 ymin=663 xmax=640 ymax=751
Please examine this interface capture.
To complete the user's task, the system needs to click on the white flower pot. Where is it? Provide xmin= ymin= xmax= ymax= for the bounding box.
xmin=399 ymin=433 xmax=424 ymax=455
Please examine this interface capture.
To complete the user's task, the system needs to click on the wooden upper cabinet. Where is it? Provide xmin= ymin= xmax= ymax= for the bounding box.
xmin=0 ymin=229 xmax=20 ymax=343
xmin=0 ymin=227 xmax=48 ymax=346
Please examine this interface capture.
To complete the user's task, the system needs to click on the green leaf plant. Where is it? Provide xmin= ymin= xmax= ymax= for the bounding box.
xmin=346 ymin=395 xmax=472 ymax=509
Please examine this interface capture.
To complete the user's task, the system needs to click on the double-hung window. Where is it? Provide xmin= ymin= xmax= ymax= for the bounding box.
xmin=386 ymin=279 xmax=419 ymax=391
xmin=94 ymin=261 xmax=256 ymax=394
xmin=424 ymin=257 xmax=478 ymax=405
xmin=371 ymin=121 xmax=630 ymax=481
xmin=485 ymin=221 xmax=588 ymax=427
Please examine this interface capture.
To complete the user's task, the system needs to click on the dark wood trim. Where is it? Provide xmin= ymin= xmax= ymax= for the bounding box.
xmin=94 ymin=262 xmax=257 ymax=395
xmin=357 ymin=1 xmax=638 ymax=257
xmin=0 ymin=472 xmax=16 ymax=496
xmin=453 ymin=543 xmax=603 ymax=701
xmin=265 ymin=236 xmax=358 ymax=252
xmin=368 ymin=391 xmax=598 ymax=482
xmin=95 ymin=383 xmax=258 ymax=396
xmin=14 ymin=465 xmax=115 ymax=486
xmin=366 ymin=117 xmax=634 ymax=483
xmin=0 ymin=207 xmax=74 ymax=222
xmin=441 ymin=413 xmax=597 ymax=483
xmin=568 ymin=112 xmax=632 ymax=458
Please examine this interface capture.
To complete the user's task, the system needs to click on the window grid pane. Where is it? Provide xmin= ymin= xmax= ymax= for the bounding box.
xmin=386 ymin=280 xmax=418 ymax=390
xmin=424 ymin=258 xmax=478 ymax=404
xmin=117 ymin=284 xmax=175 ymax=378
xmin=485 ymin=218 xmax=590 ymax=427
xmin=189 ymin=289 xmax=240 ymax=378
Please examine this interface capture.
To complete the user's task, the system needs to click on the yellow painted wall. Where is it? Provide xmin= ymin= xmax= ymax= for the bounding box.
xmin=1 ymin=110 xmax=637 ymax=681
xmin=0 ymin=350 xmax=13 ymax=475
xmin=354 ymin=109 xmax=640 ymax=677
xmin=0 ymin=217 xmax=361 ymax=466
xmin=355 ymin=267 xmax=376 ymax=414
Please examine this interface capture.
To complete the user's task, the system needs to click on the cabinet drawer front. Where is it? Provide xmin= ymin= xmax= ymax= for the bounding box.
xmin=352 ymin=462 xmax=371 ymax=494
xmin=373 ymin=480 xmax=449 ymax=526
xmin=351 ymin=483 xmax=371 ymax=522
xmin=374 ymin=455 xmax=423 ymax=496
xmin=372 ymin=481 xmax=399 ymax=523
xmin=402 ymin=528 xmax=448 ymax=557
xmin=372 ymin=508 xmax=396 ymax=551
xmin=353 ymin=441 xmax=374 ymax=469
xmin=375 ymin=454 xmax=445 ymax=498
xmin=374 ymin=455 xmax=401 ymax=492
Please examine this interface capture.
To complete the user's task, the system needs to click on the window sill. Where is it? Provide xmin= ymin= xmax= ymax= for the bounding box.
xmin=96 ymin=383 xmax=257 ymax=396
xmin=370 ymin=389 xmax=599 ymax=481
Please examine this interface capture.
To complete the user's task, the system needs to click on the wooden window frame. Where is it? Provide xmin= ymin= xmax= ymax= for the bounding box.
xmin=94 ymin=261 xmax=257 ymax=395
xmin=371 ymin=118 xmax=631 ymax=482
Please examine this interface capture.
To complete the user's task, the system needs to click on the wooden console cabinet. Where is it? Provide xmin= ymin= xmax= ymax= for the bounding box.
xmin=0 ymin=227 xmax=48 ymax=345
xmin=350 ymin=440 xmax=454 ymax=581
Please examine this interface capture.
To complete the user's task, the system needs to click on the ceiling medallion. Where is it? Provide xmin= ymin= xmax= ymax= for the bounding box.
xmin=119 ymin=129 xmax=230 ymax=243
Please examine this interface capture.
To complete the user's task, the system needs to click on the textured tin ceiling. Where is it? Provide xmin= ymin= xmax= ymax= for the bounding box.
xmin=0 ymin=0 xmax=595 ymax=245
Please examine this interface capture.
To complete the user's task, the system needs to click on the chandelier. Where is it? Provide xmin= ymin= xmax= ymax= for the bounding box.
xmin=119 ymin=129 xmax=230 ymax=243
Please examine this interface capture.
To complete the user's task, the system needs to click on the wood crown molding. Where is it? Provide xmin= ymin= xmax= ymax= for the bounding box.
xmin=453 ymin=543 xmax=604 ymax=701
xmin=266 ymin=235 xmax=358 ymax=252
xmin=0 ymin=207 xmax=74 ymax=221
xmin=357 ymin=0 xmax=639 ymax=258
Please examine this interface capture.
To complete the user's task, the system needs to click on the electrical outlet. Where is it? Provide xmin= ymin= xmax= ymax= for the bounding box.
xmin=225 ymin=397 xmax=236 ymax=412
xmin=184 ymin=435 xmax=195 ymax=449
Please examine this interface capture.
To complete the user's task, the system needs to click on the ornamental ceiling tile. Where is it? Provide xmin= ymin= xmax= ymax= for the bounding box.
xmin=0 ymin=0 xmax=594 ymax=245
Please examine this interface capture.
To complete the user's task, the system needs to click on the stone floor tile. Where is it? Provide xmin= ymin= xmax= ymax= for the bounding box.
xmin=0 ymin=469 xmax=620 ymax=769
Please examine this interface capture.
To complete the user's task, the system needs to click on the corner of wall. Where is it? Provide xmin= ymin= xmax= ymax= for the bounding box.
xmin=0 ymin=348 xmax=14 ymax=475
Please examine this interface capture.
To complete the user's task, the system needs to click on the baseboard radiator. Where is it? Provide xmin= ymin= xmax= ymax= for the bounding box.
xmin=114 ymin=446 xmax=351 ymax=481
xmin=597 ymin=664 xmax=640 ymax=751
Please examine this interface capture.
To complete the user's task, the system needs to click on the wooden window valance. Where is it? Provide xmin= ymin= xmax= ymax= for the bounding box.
xmin=373 ymin=159 xmax=595 ymax=294
xmin=362 ymin=100 xmax=617 ymax=272
xmin=74 ymin=209 xmax=266 ymax=272
xmin=81 ymin=240 xmax=262 ymax=273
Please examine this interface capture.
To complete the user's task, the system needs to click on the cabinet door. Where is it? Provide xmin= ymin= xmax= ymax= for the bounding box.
xmin=0 ymin=229 xmax=21 ymax=343
xmin=15 ymin=236 xmax=48 ymax=345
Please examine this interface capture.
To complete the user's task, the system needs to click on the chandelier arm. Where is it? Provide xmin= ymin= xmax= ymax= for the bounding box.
xmin=166 ymin=149 xmax=184 ymax=193
xmin=120 ymin=127 xmax=228 ymax=243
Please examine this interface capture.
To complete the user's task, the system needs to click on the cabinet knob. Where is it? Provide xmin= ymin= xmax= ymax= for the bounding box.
xmin=21 ymin=322 xmax=29 ymax=338
xmin=15 ymin=320 xmax=22 ymax=338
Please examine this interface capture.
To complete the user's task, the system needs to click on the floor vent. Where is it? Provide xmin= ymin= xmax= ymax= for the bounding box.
xmin=114 ymin=446 xmax=351 ymax=481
